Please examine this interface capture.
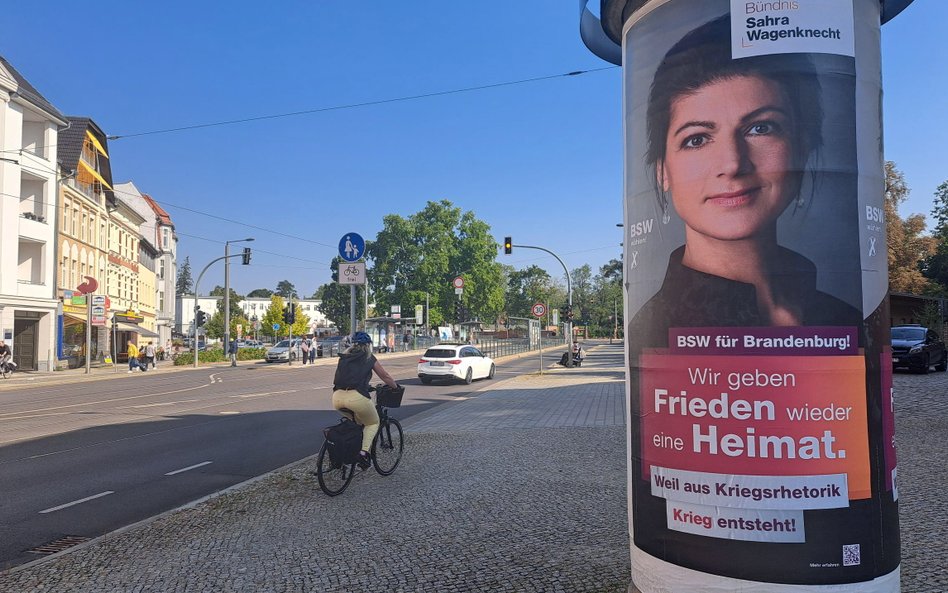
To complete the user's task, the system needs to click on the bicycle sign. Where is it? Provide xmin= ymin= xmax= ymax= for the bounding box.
xmin=339 ymin=262 xmax=366 ymax=285
xmin=532 ymin=303 xmax=546 ymax=318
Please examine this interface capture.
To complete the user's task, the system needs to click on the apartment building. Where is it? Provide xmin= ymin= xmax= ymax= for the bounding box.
xmin=0 ymin=57 xmax=68 ymax=371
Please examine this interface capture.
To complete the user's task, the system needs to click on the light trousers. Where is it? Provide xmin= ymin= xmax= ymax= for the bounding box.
xmin=332 ymin=389 xmax=379 ymax=452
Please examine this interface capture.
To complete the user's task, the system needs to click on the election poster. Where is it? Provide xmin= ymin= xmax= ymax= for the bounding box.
xmin=620 ymin=0 xmax=899 ymax=590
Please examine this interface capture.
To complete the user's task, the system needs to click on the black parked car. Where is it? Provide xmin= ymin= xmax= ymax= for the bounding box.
xmin=891 ymin=325 xmax=947 ymax=373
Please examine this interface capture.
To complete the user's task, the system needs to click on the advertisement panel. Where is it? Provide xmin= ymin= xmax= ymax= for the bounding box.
xmin=621 ymin=0 xmax=898 ymax=589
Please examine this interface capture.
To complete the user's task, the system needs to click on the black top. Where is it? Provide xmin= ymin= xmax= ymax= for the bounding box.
xmin=332 ymin=349 xmax=377 ymax=398
xmin=0 ymin=344 xmax=10 ymax=357
xmin=630 ymin=246 xmax=862 ymax=344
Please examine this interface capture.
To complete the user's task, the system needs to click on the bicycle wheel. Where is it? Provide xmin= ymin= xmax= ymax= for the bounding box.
xmin=372 ymin=417 xmax=404 ymax=476
xmin=316 ymin=441 xmax=354 ymax=496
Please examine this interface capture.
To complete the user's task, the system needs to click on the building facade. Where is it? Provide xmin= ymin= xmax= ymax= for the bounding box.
xmin=0 ymin=57 xmax=68 ymax=371
xmin=56 ymin=117 xmax=115 ymax=367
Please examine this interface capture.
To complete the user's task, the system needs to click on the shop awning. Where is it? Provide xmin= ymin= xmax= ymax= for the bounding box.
xmin=63 ymin=313 xmax=87 ymax=324
xmin=85 ymin=130 xmax=108 ymax=158
xmin=77 ymin=160 xmax=112 ymax=190
xmin=113 ymin=322 xmax=159 ymax=338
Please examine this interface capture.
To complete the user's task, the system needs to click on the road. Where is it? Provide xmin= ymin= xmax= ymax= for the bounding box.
xmin=0 ymin=350 xmax=553 ymax=570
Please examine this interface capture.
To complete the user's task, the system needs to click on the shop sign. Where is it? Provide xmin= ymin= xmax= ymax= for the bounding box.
xmin=114 ymin=311 xmax=144 ymax=324
xmin=91 ymin=315 xmax=107 ymax=326
xmin=71 ymin=295 xmax=86 ymax=305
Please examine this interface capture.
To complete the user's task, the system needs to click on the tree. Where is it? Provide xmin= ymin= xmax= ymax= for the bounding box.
xmin=366 ymin=200 xmax=505 ymax=328
xmin=275 ymin=280 xmax=297 ymax=299
xmin=884 ymin=162 xmax=936 ymax=293
xmin=922 ymin=181 xmax=948 ymax=294
xmin=314 ymin=257 xmax=364 ymax=334
xmin=209 ymin=285 xmax=244 ymax=319
xmin=247 ymin=288 xmax=273 ymax=298
xmin=176 ymin=257 xmax=193 ymax=296
xmin=504 ymin=265 xmax=556 ymax=318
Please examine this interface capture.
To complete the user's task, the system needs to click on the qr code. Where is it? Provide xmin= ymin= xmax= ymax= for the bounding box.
xmin=843 ymin=544 xmax=861 ymax=566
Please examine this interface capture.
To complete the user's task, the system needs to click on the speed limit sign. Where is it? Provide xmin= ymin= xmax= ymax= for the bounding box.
xmin=532 ymin=303 xmax=546 ymax=318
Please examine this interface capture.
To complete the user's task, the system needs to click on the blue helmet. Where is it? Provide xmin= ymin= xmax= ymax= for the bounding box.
xmin=352 ymin=331 xmax=372 ymax=344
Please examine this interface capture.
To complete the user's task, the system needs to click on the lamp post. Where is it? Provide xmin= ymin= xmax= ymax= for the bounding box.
xmin=251 ymin=315 xmax=258 ymax=342
xmin=224 ymin=238 xmax=254 ymax=367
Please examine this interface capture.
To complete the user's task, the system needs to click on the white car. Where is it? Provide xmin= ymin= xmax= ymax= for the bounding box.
xmin=265 ymin=339 xmax=301 ymax=363
xmin=417 ymin=343 xmax=495 ymax=384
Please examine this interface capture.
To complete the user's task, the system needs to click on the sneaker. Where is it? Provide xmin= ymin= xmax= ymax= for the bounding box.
xmin=356 ymin=451 xmax=371 ymax=470
xmin=127 ymin=370 xmax=133 ymax=373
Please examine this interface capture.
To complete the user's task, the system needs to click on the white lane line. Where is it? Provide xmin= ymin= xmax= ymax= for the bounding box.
xmin=164 ymin=461 xmax=212 ymax=476
xmin=0 ymin=382 xmax=212 ymax=418
xmin=230 ymin=390 xmax=297 ymax=399
xmin=39 ymin=491 xmax=114 ymax=514
xmin=119 ymin=399 xmax=201 ymax=409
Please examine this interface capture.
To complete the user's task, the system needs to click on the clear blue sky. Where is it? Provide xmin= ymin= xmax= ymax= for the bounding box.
xmin=3 ymin=1 xmax=944 ymax=297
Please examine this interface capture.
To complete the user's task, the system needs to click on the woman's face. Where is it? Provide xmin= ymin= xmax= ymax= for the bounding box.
xmin=660 ymin=75 xmax=799 ymax=242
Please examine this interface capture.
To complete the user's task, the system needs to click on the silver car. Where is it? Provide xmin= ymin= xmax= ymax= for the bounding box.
xmin=265 ymin=339 xmax=301 ymax=363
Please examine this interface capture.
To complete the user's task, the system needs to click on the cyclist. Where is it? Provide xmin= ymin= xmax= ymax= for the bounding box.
xmin=332 ymin=331 xmax=399 ymax=468
xmin=0 ymin=340 xmax=11 ymax=371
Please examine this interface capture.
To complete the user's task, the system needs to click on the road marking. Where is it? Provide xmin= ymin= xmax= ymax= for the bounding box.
xmin=164 ymin=461 xmax=212 ymax=476
xmin=0 ymin=382 xmax=213 ymax=418
xmin=230 ymin=390 xmax=297 ymax=399
xmin=209 ymin=373 xmax=222 ymax=384
xmin=120 ymin=399 xmax=201 ymax=409
xmin=39 ymin=491 xmax=114 ymax=514
xmin=219 ymin=411 xmax=241 ymax=415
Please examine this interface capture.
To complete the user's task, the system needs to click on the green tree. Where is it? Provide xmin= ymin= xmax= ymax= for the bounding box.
xmin=275 ymin=280 xmax=297 ymax=299
xmin=176 ymin=257 xmax=193 ymax=296
xmin=884 ymin=162 xmax=936 ymax=293
xmin=314 ymin=257 xmax=364 ymax=334
xmin=260 ymin=296 xmax=286 ymax=339
xmin=367 ymin=200 xmax=504 ymax=327
xmin=247 ymin=288 xmax=273 ymax=298
xmin=504 ymin=265 xmax=556 ymax=318
xmin=209 ymin=285 xmax=244 ymax=319
xmin=922 ymin=181 xmax=948 ymax=294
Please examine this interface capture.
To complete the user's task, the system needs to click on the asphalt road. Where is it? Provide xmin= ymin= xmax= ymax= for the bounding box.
xmin=0 ymin=350 xmax=552 ymax=570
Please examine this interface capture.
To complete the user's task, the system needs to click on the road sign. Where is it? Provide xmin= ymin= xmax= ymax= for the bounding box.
xmin=91 ymin=315 xmax=106 ymax=326
xmin=92 ymin=305 xmax=106 ymax=316
xmin=338 ymin=233 xmax=365 ymax=262
xmin=453 ymin=276 xmax=465 ymax=289
xmin=272 ymin=323 xmax=281 ymax=331
xmin=532 ymin=303 xmax=547 ymax=318
xmin=339 ymin=261 xmax=366 ymax=285
xmin=91 ymin=295 xmax=106 ymax=306
xmin=415 ymin=304 xmax=424 ymax=324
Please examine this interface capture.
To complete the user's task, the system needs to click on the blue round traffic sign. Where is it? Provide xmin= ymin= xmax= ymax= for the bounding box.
xmin=272 ymin=323 xmax=281 ymax=331
xmin=339 ymin=233 xmax=365 ymax=262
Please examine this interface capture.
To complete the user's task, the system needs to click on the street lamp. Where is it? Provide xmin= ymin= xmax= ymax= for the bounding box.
xmin=225 ymin=237 xmax=254 ymax=367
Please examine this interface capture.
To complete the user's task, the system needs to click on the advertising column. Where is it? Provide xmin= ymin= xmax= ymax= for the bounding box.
xmin=581 ymin=0 xmax=910 ymax=590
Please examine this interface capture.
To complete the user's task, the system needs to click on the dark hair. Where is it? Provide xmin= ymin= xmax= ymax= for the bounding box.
xmin=645 ymin=15 xmax=823 ymax=212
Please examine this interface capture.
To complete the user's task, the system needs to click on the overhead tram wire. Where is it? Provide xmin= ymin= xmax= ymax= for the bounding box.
xmin=105 ymin=67 xmax=617 ymax=141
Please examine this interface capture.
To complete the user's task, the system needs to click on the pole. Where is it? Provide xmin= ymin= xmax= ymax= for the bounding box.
xmin=192 ymin=253 xmax=241 ymax=368
xmin=350 ymin=285 xmax=356 ymax=341
xmin=425 ymin=291 xmax=429 ymax=337
xmin=511 ymin=243 xmax=573 ymax=366
xmin=224 ymin=242 xmax=231 ymax=367
xmin=288 ymin=295 xmax=294 ymax=366
xmin=85 ymin=298 xmax=92 ymax=374
xmin=112 ymin=314 xmax=117 ymax=372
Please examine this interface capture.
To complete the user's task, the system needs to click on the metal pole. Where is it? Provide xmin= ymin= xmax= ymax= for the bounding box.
xmin=510 ymin=244 xmax=573 ymax=366
xmin=112 ymin=314 xmax=117 ymax=372
xmin=288 ymin=295 xmax=294 ymax=366
xmin=350 ymin=285 xmax=356 ymax=340
xmin=425 ymin=292 xmax=429 ymax=337
xmin=224 ymin=242 xmax=230 ymax=367
xmin=85 ymin=298 xmax=92 ymax=374
xmin=192 ymin=254 xmax=239 ymax=368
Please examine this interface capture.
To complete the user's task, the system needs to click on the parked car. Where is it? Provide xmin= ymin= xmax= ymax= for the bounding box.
xmin=417 ymin=343 xmax=496 ymax=384
xmin=891 ymin=325 xmax=947 ymax=373
xmin=265 ymin=339 xmax=302 ymax=363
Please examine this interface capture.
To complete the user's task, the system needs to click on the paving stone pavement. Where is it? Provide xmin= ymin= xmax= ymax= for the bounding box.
xmin=0 ymin=344 xmax=631 ymax=593
xmin=2 ymin=343 xmax=945 ymax=592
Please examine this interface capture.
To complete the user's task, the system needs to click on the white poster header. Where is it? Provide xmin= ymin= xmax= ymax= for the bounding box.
xmin=731 ymin=0 xmax=855 ymax=58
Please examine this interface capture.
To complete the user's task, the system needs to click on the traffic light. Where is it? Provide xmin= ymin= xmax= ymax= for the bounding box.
xmin=503 ymin=236 xmax=512 ymax=255
xmin=195 ymin=308 xmax=207 ymax=327
xmin=283 ymin=305 xmax=296 ymax=324
xmin=242 ymin=247 xmax=251 ymax=265
xmin=566 ymin=305 xmax=574 ymax=322
xmin=454 ymin=300 xmax=462 ymax=320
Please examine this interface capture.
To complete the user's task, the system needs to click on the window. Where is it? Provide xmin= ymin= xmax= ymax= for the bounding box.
xmin=159 ymin=259 xmax=165 ymax=280
xmin=81 ymin=212 xmax=88 ymax=242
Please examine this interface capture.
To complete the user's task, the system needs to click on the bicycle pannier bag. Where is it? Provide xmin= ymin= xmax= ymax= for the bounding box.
xmin=323 ymin=419 xmax=363 ymax=465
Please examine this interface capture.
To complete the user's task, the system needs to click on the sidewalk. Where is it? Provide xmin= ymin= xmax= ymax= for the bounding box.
xmin=0 ymin=343 xmax=631 ymax=593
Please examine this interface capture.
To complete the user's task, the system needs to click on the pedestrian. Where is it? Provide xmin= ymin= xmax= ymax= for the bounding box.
xmin=127 ymin=341 xmax=145 ymax=373
xmin=403 ymin=332 xmax=411 ymax=352
xmin=300 ymin=338 xmax=310 ymax=365
xmin=308 ymin=338 xmax=316 ymax=363
xmin=229 ymin=339 xmax=238 ymax=367
xmin=144 ymin=341 xmax=157 ymax=369
xmin=164 ymin=339 xmax=173 ymax=361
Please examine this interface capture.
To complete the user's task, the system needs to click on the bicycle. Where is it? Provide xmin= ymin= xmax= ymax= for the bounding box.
xmin=0 ymin=358 xmax=14 ymax=379
xmin=316 ymin=384 xmax=405 ymax=496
